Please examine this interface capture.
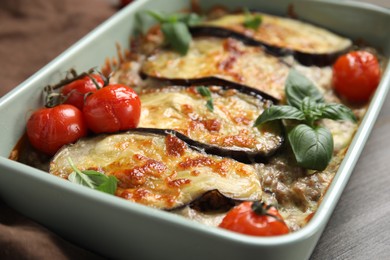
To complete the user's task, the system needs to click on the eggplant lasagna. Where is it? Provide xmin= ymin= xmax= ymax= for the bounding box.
xmin=13 ymin=5 xmax=383 ymax=233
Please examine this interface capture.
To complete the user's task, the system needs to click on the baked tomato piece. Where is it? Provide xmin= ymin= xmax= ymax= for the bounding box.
xmin=61 ymin=74 xmax=104 ymax=110
xmin=332 ymin=50 xmax=380 ymax=103
xmin=219 ymin=201 xmax=289 ymax=236
xmin=26 ymin=104 xmax=87 ymax=156
xmin=83 ymin=84 xmax=141 ymax=134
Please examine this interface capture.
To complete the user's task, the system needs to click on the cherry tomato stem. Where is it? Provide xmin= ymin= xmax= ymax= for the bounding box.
xmin=61 ymin=74 xmax=104 ymax=110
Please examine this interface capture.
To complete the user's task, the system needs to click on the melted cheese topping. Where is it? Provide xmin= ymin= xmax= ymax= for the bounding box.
xmin=139 ymin=87 xmax=283 ymax=153
xmin=202 ymin=13 xmax=352 ymax=54
xmin=142 ymin=37 xmax=289 ymax=100
xmin=44 ymin=11 xmax=373 ymax=231
xmin=50 ymin=132 xmax=262 ymax=209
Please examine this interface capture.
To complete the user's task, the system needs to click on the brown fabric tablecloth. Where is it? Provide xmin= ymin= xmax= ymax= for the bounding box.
xmin=0 ymin=0 xmax=115 ymax=258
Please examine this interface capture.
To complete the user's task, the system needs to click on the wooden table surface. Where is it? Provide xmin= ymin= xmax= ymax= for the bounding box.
xmin=0 ymin=0 xmax=389 ymax=259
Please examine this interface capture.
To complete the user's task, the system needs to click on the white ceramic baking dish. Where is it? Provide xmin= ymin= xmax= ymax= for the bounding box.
xmin=0 ymin=0 xmax=389 ymax=259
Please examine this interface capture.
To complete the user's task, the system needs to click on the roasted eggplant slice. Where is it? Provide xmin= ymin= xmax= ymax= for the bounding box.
xmin=138 ymin=86 xmax=284 ymax=163
xmin=141 ymin=37 xmax=289 ymax=100
xmin=50 ymin=130 xmax=262 ymax=210
xmin=191 ymin=13 xmax=352 ymax=66
xmin=188 ymin=189 xmax=238 ymax=212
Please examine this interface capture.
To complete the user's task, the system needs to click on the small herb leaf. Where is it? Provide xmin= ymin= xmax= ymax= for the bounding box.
xmin=197 ymin=86 xmax=211 ymax=98
xmin=320 ymin=103 xmax=358 ymax=123
xmin=147 ymin=11 xmax=202 ymax=26
xmin=67 ymin=158 xmax=118 ymax=195
xmin=288 ymin=125 xmax=333 ymax=171
xmin=161 ymin=22 xmax=192 ymax=55
xmin=286 ymin=69 xmax=324 ymax=108
xmin=206 ymin=99 xmax=214 ymax=112
xmin=244 ymin=16 xmax=262 ymax=30
xmin=197 ymin=86 xmax=214 ymax=112
xmin=254 ymin=105 xmax=305 ymax=127
xmin=147 ymin=11 xmax=202 ymax=55
xmin=177 ymin=13 xmax=203 ymax=26
xmin=96 ymin=176 xmax=118 ymax=194
xmin=300 ymin=97 xmax=325 ymax=126
xmin=68 ymin=172 xmax=94 ymax=188
xmin=82 ymin=170 xmax=111 ymax=185
xmin=243 ymin=8 xmax=262 ymax=30
xmin=146 ymin=11 xmax=166 ymax=23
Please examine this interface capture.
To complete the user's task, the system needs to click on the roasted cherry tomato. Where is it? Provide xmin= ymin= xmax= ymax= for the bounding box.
xmin=26 ymin=104 xmax=87 ymax=156
xmin=61 ymin=74 xmax=104 ymax=110
xmin=219 ymin=201 xmax=289 ymax=236
xmin=83 ymin=84 xmax=141 ymax=134
xmin=333 ymin=50 xmax=380 ymax=103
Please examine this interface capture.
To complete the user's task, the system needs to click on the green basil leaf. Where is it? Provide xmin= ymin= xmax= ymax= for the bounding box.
xmin=206 ymin=99 xmax=214 ymax=112
xmin=68 ymin=172 xmax=95 ymax=188
xmin=147 ymin=11 xmax=200 ymax=55
xmin=148 ymin=11 xmax=202 ymax=26
xmin=254 ymin=105 xmax=305 ymax=127
xmin=146 ymin=10 xmax=167 ymax=23
xmin=242 ymin=8 xmax=262 ymax=30
xmin=300 ymin=97 xmax=320 ymax=113
xmin=197 ymin=86 xmax=211 ymax=98
xmin=197 ymin=86 xmax=214 ymax=112
xmin=82 ymin=171 xmax=118 ymax=195
xmin=67 ymin=158 xmax=117 ymax=195
xmin=177 ymin=13 xmax=203 ymax=26
xmin=300 ymin=97 xmax=326 ymax=125
xmin=161 ymin=21 xmax=192 ymax=55
xmin=319 ymin=103 xmax=357 ymax=123
xmin=96 ymin=176 xmax=118 ymax=195
xmin=243 ymin=15 xmax=262 ymax=30
xmin=285 ymin=69 xmax=324 ymax=108
xmin=288 ymin=124 xmax=333 ymax=171
xmin=82 ymin=170 xmax=111 ymax=186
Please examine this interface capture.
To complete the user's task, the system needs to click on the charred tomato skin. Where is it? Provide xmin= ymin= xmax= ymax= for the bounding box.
xmin=333 ymin=50 xmax=380 ymax=103
xmin=26 ymin=104 xmax=87 ymax=156
xmin=83 ymin=84 xmax=141 ymax=134
xmin=219 ymin=201 xmax=289 ymax=236
xmin=61 ymin=74 xmax=104 ymax=110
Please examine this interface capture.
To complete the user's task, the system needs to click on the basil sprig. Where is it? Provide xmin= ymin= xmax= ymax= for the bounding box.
xmin=67 ymin=158 xmax=118 ymax=195
xmin=197 ymin=86 xmax=214 ymax=112
xmin=254 ymin=69 xmax=357 ymax=171
xmin=147 ymin=11 xmax=202 ymax=55
xmin=243 ymin=8 xmax=262 ymax=30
